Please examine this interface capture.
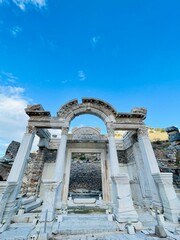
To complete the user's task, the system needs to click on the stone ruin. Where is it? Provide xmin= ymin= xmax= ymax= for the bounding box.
xmin=0 ymin=98 xmax=180 ymax=239
xmin=0 ymin=141 xmax=20 ymax=180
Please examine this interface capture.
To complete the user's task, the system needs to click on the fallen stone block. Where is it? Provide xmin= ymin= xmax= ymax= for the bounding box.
xmin=24 ymin=199 xmax=42 ymax=213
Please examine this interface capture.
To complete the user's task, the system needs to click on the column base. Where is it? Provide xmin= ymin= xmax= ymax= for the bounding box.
xmin=40 ymin=180 xmax=58 ymax=222
xmin=114 ymin=206 xmax=139 ymax=223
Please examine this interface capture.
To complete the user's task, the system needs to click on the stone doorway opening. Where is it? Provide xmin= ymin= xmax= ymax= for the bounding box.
xmin=69 ymin=152 xmax=102 ymax=201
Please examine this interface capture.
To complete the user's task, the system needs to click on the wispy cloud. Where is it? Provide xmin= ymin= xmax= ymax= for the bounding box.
xmin=78 ymin=70 xmax=86 ymax=81
xmin=13 ymin=0 xmax=46 ymax=10
xmin=10 ymin=26 xmax=22 ymax=37
xmin=91 ymin=36 xmax=101 ymax=47
xmin=0 ymin=0 xmax=47 ymax=11
xmin=0 ymin=84 xmax=29 ymax=156
xmin=61 ymin=79 xmax=71 ymax=84
xmin=0 ymin=71 xmax=18 ymax=84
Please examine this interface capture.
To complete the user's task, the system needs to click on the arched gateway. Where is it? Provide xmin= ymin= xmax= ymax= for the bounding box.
xmin=0 ymin=98 xmax=180 ymax=232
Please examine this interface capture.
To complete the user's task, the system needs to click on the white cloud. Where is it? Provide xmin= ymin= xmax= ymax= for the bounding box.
xmin=0 ymin=0 xmax=46 ymax=10
xmin=12 ymin=0 xmax=46 ymax=10
xmin=10 ymin=26 xmax=22 ymax=37
xmin=0 ymin=85 xmax=29 ymax=156
xmin=78 ymin=70 xmax=86 ymax=81
xmin=91 ymin=36 xmax=100 ymax=47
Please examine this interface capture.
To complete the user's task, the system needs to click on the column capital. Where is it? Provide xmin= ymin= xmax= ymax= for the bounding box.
xmin=137 ymin=127 xmax=148 ymax=137
xmin=26 ymin=126 xmax=36 ymax=134
xmin=61 ymin=127 xmax=69 ymax=135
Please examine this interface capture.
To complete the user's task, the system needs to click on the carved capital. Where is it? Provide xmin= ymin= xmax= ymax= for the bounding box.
xmin=27 ymin=126 xmax=36 ymax=134
xmin=137 ymin=127 xmax=148 ymax=137
xmin=61 ymin=127 xmax=69 ymax=135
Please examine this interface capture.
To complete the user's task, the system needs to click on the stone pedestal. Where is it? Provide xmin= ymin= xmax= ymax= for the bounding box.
xmin=111 ymin=175 xmax=138 ymax=222
xmin=40 ymin=181 xmax=59 ymax=222
xmin=153 ymin=173 xmax=180 ymax=223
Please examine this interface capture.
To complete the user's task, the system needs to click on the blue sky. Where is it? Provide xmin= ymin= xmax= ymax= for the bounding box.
xmin=0 ymin=0 xmax=180 ymax=155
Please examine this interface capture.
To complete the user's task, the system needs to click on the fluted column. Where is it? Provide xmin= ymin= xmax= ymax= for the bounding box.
xmin=137 ymin=127 xmax=162 ymax=208
xmin=0 ymin=127 xmax=36 ymax=232
xmin=107 ymin=126 xmax=138 ymax=223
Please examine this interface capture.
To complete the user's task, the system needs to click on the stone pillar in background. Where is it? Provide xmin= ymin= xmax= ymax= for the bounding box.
xmin=0 ymin=127 xmax=36 ymax=232
xmin=137 ymin=127 xmax=162 ymax=208
xmin=107 ymin=126 xmax=138 ymax=223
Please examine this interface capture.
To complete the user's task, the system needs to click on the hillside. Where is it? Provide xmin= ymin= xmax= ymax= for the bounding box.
xmin=148 ymin=127 xmax=168 ymax=142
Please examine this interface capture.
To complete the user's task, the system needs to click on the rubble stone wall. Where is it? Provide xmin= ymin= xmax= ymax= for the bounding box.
xmin=69 ymin=160 xmax=102 ymax=193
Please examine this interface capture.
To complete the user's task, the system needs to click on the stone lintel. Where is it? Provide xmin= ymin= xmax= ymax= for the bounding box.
xmin=112 ymin=123 xmax=145 ymax=131
xmin=28 ymin=120 xmax=68 ymax=129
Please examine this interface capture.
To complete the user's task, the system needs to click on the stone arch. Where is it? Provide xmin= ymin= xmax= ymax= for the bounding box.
xmin=57 ymin=98 xmax=117 ymax=126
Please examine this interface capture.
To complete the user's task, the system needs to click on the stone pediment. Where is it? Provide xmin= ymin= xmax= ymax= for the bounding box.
xmin=72 ymin=127 xmax=101 ymax=140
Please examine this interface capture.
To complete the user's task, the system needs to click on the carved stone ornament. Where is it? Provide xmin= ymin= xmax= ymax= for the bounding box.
xmin=137 ymin=127 xmax=148 ymax=137
xmin=72 ymin=127 xmax=101 ymax=140
xmin=27 ymin=126 xmax=36 ymax=134
xmin=61 ymin=127 xmax=69 ymax=135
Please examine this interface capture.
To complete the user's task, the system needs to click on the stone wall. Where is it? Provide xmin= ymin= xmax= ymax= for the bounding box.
xmin=21 ymin=148 xmax=47 ymax=197
xmin=69 ymin=160 xmax=102 ymax=193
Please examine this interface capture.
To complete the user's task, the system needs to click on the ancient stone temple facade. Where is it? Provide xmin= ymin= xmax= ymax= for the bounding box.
xmin=0 ymin=98 xmax=180 ymax=233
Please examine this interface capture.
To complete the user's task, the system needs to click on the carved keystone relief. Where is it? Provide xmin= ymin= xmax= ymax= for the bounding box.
xmin=72 ymin=127 xmax=101 ymax=140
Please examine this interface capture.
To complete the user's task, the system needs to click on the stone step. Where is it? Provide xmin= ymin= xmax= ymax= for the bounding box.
xmin=52 ymin=214 xmax=118 ymax=236
xmin=51 ymin=231 xmax=158 ymax=240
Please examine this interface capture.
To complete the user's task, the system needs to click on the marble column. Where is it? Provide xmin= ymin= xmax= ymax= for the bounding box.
xmin=132 ymin=142 xmax=152 ymax=206
xmin=0 ymin=127 xmax=36 ymax=232
xmin=137 ymin=127 xmax=162 ymax=208
xmin=107 ymin=126 xmax=138 ymax=222
xmin=55 ymin=127 xmax=68 ymax=209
